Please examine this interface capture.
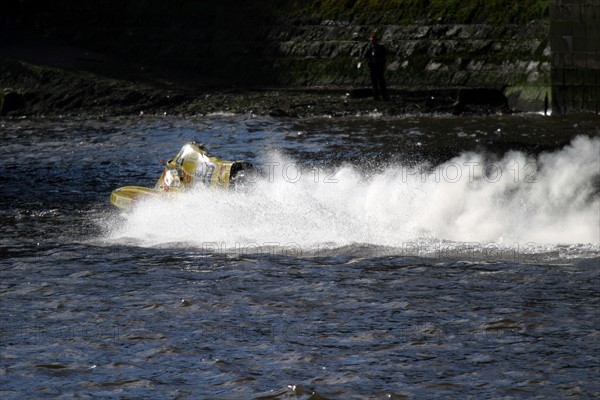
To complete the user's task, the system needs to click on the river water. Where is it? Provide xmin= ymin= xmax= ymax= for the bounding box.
xmin=1 ymin=113 xmax=599 ymax=399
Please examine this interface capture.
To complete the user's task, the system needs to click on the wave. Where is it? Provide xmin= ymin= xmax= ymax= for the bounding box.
xmin=106 ymin=135 xmax=600 ymax=253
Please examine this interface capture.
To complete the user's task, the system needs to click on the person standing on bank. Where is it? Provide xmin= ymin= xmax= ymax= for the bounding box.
xmin=364 ymin=33 xmax=388 ymax=101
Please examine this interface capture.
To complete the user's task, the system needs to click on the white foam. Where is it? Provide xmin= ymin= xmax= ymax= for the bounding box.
xmin=106 ymin=136 xmax=600 ymax=251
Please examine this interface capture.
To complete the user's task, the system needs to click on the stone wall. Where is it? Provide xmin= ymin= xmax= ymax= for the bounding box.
xmin=9 ymin=0 xmax=556 ymax=111
xmin=258 ymin=20 xmax=550 ymax=111
xmin=550 ymin=0 xmax=600 ymax=114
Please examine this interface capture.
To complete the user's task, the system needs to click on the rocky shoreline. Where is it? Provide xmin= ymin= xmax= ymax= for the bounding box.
xmin=1 ymin=59 xmax=516 ymax=118
xmin=8 ymin=1 xmax=587 ymax=117
xmin=1 ymin=35 xmax=518 ymax=118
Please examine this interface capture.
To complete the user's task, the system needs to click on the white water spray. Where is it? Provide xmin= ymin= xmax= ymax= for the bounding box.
xmin=107 ymin=136 xmax=599 ymax=251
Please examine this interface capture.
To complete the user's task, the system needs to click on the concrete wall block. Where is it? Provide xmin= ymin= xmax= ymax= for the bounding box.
xmin=592 ymin=85 xmax=600 ymax=111
xmin=587 ymin=54 xmax=600 ymax=69
xmin=587 ymin=30 xmax=600 ymax=52
xmin=563 ymin=35 xmax=575 ymax=52
xmin=564 ymin=51 xmax=575 ymax=67
xmin=570 ymin=85 xmax=597 ymax=110
xmin=581 ymin=69 xmax=600 ymax=84
xmin=551 ymin=19 xmax=573 ymax=36
xmin=570 ymin=3 xmax=581 ymax=18
xmin=553 ymin=52 xmax=566 ymax=68
xmin=572 ymin=22 xmax=588 ymax=39
xmin=573 ymin=52 xmax=590 ymax=68
xmin=550 ymin=34 xmax=571 ymax=52
xmin=551 ymin=67 xmax=565 ymax=83
xmin=552 ymin=86 xmax=566 ymax=112
xmin=549 ymin=3 xmax=561 ymax=18
xmin=564 ymin=69 xmax=583 ymax=85
xmin=572 ymin=36 xmax=593 ymax=52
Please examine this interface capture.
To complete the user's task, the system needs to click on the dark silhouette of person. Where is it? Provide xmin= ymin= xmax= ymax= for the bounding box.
xmin=364 ymin=33 xmax=388 ymax=101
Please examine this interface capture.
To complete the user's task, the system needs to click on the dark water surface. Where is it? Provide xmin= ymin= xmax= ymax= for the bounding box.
xmin=1 ymin=113 xmax=599 ymax=399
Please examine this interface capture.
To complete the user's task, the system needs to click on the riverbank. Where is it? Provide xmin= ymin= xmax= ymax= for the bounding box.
xmin=5 ymin=1 xmax=576 ymax=116
xmin=1 ymin=33 xmax=524 ymax=118
xmin=1 ymin=57 xmax=514 ymax=118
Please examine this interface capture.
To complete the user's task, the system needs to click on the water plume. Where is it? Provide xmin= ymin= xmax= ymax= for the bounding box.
xmin=107 ymin=136 xmax=599 ymax=251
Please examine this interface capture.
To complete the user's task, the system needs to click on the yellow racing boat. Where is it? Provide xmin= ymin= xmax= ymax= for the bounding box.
xmin=110 ymin=142 xmax=254 ymax=209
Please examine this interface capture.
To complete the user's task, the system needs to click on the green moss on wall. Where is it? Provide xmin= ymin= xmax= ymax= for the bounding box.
xmin=269 ymin=0 xmax=548 ymax=24
xmin=11 ymin=0 xmax=551 ymax=93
